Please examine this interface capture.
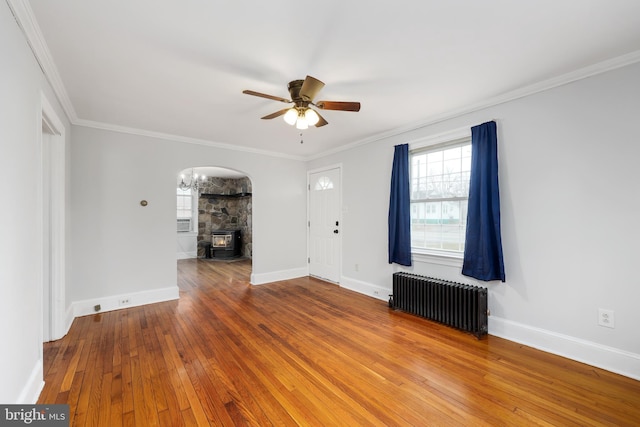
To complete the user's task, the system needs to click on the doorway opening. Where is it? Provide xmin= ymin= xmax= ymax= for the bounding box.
xmin=176 ymin=166 xmax=252 ymax=266
xmin=41 ymin=94 xmax=66 ymax=343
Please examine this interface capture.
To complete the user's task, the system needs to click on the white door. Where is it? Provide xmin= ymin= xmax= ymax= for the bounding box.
xmin=309 ymin=168 xmax=341 ymax=282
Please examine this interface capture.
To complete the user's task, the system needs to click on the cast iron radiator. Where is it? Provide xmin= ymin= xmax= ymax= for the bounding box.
xmin=390 ymin=272 xmax=488 ymax=339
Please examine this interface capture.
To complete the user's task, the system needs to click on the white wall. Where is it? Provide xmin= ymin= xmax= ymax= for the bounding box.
xmin=0 ymin=2 xmax=71 ymax=403
xmin=69 ymin=126 xmax=309 ymax=313
xmin=308 ymin=62 xmax=640 ymax=379
xmin=177 ymin=232 xmax=197 ymax=259
xmin=1 ymin=0 xmax=305 ymax=402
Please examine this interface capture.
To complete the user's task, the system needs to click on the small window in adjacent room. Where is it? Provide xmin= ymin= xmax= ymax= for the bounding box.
xmin=410 ymin=138 xmax=471 ymax=254
xmin=177 ymin=188 xmax=193 ymax=232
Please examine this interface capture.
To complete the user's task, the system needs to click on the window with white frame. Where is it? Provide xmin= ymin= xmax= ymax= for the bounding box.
xmin=177 ymin=188 xmax=194 ymax=232
xmin=410 ymin=138 xmax=471 ymax=254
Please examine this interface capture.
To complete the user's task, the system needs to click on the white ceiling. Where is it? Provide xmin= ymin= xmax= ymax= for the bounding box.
xmin=22 ymin=0 xmax=640 ymax=159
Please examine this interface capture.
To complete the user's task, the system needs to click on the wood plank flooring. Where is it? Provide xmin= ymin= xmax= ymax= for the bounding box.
xmin=39 ymin=259 xmax=640 ymax=426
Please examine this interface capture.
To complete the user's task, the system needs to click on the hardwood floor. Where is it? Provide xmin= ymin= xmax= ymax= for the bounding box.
xmin=40 ymin=259 xmax=640 ymax=426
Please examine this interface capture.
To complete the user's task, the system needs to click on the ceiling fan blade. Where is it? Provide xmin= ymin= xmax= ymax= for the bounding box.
xmin=299 ymin=75 xmax=325 ymax=102
xmin=242 ymin=90 xmax=291 ymax=103
xmin=314 ymin=112 xmax=328 ymax=127
xmin=261 ymin=108 xmax=291 ymax=120
xmin=315 ymin=100 xmax=361 ymax=112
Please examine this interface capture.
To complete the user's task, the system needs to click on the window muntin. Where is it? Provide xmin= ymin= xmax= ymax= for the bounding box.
xmin=314 ymin=176 xmax=334 ymax=190
xmin=410 ymin=139 xmax=471 ymax=253
xmin=177 ymin=188 xmax=193 ymax=231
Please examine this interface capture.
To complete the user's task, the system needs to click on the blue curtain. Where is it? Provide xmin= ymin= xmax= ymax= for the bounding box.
xmin=388 ymin=144 xmax=412 ymax=266
xmin=462 ymin=121 xmax=505 ymax=282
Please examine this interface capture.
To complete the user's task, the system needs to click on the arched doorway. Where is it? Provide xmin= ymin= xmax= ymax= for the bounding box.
xmin=176 ymin=166 xmax=252 ymax=264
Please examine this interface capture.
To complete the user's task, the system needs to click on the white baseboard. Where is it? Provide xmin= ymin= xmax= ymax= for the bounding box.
xmin=340 ymin=275 xmax=389 ymax=302
xmin=177 ymin=251 xmax=197 ymax=260
xmin=17 ymin=360 xmax=44 ymax=404
xmin=65 ymin=304 xmax=75 ymax=336
xmin=251 ymin=267 xmax=308 ymax=285
xmin=70 ymin=286 xmax=180 ymax=318
xmin=339 ymin=276 xmax=640 ymax=380
xmin=489 ymin=316 xmax=640 ymax=381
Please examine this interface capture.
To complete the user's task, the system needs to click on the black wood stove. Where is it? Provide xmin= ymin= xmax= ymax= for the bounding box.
xmin=211 ymin=229 xmax=241 ymax=258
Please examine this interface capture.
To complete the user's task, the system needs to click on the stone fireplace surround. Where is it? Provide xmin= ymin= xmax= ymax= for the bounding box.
xmin=197 ymin=176 xmax=252 ymax=258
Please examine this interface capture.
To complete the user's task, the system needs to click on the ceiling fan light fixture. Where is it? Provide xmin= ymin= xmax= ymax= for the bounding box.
xmin=243 ymin=75 xmax=359 ymax=130
xmin=304 ymin=108 xmax=319 ymax=126
xmin=295 ymin=108 xmax=309 ymax=129
xmin=295 ymin=117 xmax=309 ymax=130
xmin=283 ymin=108 xmax=298 ymax=125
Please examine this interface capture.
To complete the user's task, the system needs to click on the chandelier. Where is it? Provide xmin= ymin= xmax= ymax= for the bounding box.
xmin=178 ymin=169 xmax=206 ymax=192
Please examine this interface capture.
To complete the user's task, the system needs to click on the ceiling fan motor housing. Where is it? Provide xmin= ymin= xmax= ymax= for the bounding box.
xmin=287 ymin=80 xmax=305 ymax=102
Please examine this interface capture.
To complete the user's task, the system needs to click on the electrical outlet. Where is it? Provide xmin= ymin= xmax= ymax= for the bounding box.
xmin=119 ymin=298 xmax=131 ymax=306
xmin=598 ymin=308 xmax=615 ymax=328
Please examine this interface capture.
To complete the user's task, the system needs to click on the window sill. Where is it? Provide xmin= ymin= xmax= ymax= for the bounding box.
xmin=411 ymin=249 xmax=463 ymax=267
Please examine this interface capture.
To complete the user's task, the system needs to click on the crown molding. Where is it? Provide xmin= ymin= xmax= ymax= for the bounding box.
xmin=308 ymin=49 xmax=640 ymax=161
xmin=74 ymin=118 xmax=307 ymax=161
xmin=10 ymin=0 xmax=640 ymax=162
xmin=7 ymin=0 xmax=78 ymax=122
